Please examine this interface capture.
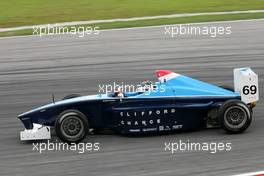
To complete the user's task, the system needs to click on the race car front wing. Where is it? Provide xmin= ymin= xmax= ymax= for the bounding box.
xmin=20 ymin=123 xmax=51 ymax=141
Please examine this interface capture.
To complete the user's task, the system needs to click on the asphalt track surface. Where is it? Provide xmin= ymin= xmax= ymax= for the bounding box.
xmin=0 ymin=20 xmax=263 ymax=176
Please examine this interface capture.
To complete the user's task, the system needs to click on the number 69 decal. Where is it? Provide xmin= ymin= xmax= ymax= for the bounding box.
xmin=242 ymin=85 xmax=257 ymax=95
xmin=234 ymin=68 xmax=259 ymax=104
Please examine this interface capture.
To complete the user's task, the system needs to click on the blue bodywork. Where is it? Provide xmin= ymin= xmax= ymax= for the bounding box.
xmin=18 ymin=71 xmax=240 ymax=133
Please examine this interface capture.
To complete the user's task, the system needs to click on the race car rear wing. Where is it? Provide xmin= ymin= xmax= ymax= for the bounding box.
xmin=234 ymin=68 xmax=259 ymax=104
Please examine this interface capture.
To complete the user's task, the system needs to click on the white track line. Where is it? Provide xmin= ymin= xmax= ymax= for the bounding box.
xmin=1 ymin=10 xmax=264 ymax=32
xmin=232 ymin=171 xmax=264 ymax=176
xmin=101 ymin=18 xmax=264 ymax=32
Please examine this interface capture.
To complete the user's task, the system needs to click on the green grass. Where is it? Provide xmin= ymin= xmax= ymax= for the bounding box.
xmin=1 ymin=12 xmax=264 ymax=38
xmin=1 ymin=0 xmax=264 ymax=28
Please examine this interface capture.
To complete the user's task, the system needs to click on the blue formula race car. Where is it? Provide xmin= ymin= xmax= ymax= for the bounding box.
xmin=18 ymin=68 xmax=259 ymax=143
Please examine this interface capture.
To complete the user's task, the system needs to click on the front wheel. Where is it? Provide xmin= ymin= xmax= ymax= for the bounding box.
xmin=219 ymin=100 xmax=252 ymax=134
xmin=55 ymin=110 xmax=89 ymax=143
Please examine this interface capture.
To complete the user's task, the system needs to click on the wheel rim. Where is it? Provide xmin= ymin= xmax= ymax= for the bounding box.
xmin=224 ymin=105 xmax=247 ymax=129
xmin=60 ymin=115 xmax=84 ymax=139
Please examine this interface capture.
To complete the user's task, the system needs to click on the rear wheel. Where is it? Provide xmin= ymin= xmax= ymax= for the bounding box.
xmin=55 ymin=110 xmax=89 ymax=143
xmin=219 ymin=100 xmax=252 ymax=134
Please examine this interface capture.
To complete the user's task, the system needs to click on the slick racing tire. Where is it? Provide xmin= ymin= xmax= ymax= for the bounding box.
xmin=62 ymin=94 xmax=81 ymax=100
xmin=219 ymin=100 xmax=252 ymax=134
xmin=55 ymin=110 xmax=89 ymax=143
